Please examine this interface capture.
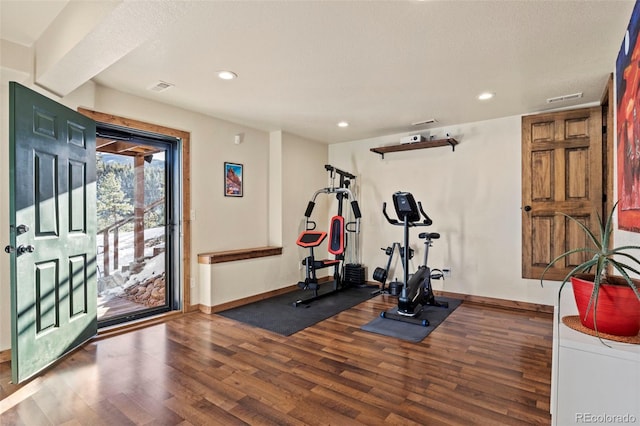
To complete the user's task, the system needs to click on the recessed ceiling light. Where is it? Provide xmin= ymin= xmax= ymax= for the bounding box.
xmin=217 ymin=70 xmax=237 ymax=80
xmin=478 ymin=92 xmax=494 ymax=101
xmin=337 ymin=121 xmax=349 ymax=128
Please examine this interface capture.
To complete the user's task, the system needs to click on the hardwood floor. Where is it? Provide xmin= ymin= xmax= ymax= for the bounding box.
xmin=97 ymin=294 xmax=148 ymax=322
xmin=0 ymin=295 xmax=553 ymax=425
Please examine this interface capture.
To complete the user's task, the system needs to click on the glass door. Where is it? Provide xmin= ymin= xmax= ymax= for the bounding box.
xmin=95 ymin=127 xmax=178 ymax=326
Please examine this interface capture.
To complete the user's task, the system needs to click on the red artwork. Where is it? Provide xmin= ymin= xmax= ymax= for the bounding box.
xmin=617 ymin=2 xmax=640 ymax=233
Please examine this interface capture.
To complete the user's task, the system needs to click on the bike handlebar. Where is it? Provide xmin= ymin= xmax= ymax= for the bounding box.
xmin=417 ymin=201 xmax=433 ymax=226
xmin=382 ymin=201 xmax=433 ymax=226
xmin=382 ymin=202 xmax=399 ymax=225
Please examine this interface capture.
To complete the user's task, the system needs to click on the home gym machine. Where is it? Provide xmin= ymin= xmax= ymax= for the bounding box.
xmin=294 ymin=165 xmax=362 ymax=307
xmin=379 ymin=191 xmax=448 ymax=326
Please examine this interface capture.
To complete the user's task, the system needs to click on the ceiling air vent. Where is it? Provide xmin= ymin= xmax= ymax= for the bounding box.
xmin=411 ymin=118 xmax=438 ymax=126
xmin=148 ymin=81 xmax=174 ymax=93
xmin=546 ymin=92 xmax=583 ymax=104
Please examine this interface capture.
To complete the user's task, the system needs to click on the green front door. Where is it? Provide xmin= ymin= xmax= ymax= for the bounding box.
xmin=8 ymin=82 xmax=97 ymax=383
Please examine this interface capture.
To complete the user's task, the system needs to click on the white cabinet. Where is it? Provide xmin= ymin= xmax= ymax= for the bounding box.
xmin=551 ymin=287 xmax=640 ymax=425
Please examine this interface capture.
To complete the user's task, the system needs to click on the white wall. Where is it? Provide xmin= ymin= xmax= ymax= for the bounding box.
xmin=0 ymin=80 xmax=328 ymax=350
xmin=94 ymin=88 xmax=334 ymax=308
xmin=94 ymin=86 xmax=272 ymax=309
xmin=199 ymin=130 xmax=330 ymax=307
xmin=95 ymin=86 xmax=271 ymax=249
xmin=3 ymin=45 xmax=638 ymax=353
xmin=283 ymin=132 xmax=332 ymax=278
xmin=329 ymin=116 xmax=560 ymax=306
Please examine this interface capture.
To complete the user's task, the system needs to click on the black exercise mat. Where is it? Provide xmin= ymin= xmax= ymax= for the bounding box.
xmin=361 ymin=297 xmax=462 ymax=342
xmin=217 ymin=285 xmax=377 ymax=336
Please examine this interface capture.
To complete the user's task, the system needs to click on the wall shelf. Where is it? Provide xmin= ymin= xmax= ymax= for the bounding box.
xmin=370 ymin=138 xmax=458 ymax=158
xmin=198 ymin=246 xmax=282 ymax=264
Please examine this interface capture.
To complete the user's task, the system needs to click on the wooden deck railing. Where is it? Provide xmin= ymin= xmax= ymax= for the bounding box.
xmin=98 ymin=198 xmax=164 ymax=277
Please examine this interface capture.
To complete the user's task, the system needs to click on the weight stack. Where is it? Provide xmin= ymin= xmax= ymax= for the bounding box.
xmin=344 ymin=263 xmax=365 ymax=286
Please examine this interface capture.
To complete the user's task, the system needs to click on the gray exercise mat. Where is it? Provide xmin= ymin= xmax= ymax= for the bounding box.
xmin=361 ymin=297 xmax=462 ymax=342
xmin=217 ymin=284 xmax=376 ymax=336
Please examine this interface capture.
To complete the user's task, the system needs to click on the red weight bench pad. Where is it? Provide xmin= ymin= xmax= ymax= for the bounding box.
xmin=297 ymin=230 xmax=340 ymax=268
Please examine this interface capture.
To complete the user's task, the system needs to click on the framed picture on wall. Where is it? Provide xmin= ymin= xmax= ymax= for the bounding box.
xmin=224 ymin=162 xmax=243 ymax=197
xmin=616 ymin=0 xmax=640 ymax=232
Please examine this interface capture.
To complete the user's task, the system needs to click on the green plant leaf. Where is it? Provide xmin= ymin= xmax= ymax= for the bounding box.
xmin=546 ymin=201 xmax=639 ymax=345
xmin=540 ymin=248 xmax=598 ymax=287
xmin=609 ymin=259 xmax=640 ymax=300
xmin=560 ymin=212 xmax=602 ymax=250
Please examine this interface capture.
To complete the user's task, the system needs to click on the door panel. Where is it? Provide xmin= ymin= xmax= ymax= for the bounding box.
xmin=9 ymin=82 xmax=96 ymax=383
xmin=522 ymin=107 xmax=602 ymax=280
xmin=34 ymin=151 xmax=59 ymax=236
xmin=531 ymin=215 xmax=554 ymax=267
xmin=566 ymin=148 xmax=589 ymax=198
xmin=565 ymin=215 xmax=591 ymax=267
xmin=531 ymin=150 xmax=553 ymax=200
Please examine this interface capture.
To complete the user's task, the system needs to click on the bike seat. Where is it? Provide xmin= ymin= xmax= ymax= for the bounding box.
xmin=419 ymin=232 xmax=440 ymax=240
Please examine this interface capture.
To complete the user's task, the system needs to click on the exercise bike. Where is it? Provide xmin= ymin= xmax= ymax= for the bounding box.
xmin=371 ymin=242 xmax=414 ymax=296
xmin=379 ymin=191 xmax=448 ymax=326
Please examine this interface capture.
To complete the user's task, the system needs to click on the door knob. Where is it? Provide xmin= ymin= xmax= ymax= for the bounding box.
xmin=16 ymin=224 xmax=29 ymax=234
xmin=523 ymin=205 xmax=532 ymax=212
xmin=4 ymin=245 xmax=14 ymax=254
xmin=17 ymin=244 xmax=35 ymax=254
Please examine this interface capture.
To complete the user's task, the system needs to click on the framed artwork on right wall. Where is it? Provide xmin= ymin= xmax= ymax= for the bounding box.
xmin=616 ymin=0 xmax=640 ymax=233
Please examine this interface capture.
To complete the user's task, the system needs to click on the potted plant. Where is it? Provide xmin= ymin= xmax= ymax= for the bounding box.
xmin=542 ymin=202 xmax=640 ymax=337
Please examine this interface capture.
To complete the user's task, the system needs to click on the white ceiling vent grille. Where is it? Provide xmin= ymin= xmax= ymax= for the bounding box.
xmin=411 ymin=118 xmax=438 ymax=126
xmin=546 ymin=92 xmax=583 ymax=104
xmin=148 ymin=81 xmax=174 ymax=92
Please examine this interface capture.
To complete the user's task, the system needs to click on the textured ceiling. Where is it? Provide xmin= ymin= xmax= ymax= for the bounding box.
xmin=1 ymin=0 xmax=635 ymax=143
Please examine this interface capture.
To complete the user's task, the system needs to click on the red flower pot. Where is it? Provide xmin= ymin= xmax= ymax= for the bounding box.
xmin=571 ymin=275 xmax=640 ymax=336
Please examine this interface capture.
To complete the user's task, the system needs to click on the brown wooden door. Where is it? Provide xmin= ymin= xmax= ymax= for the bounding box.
xmin=522 ymin=107 xmax=603 ymax=281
